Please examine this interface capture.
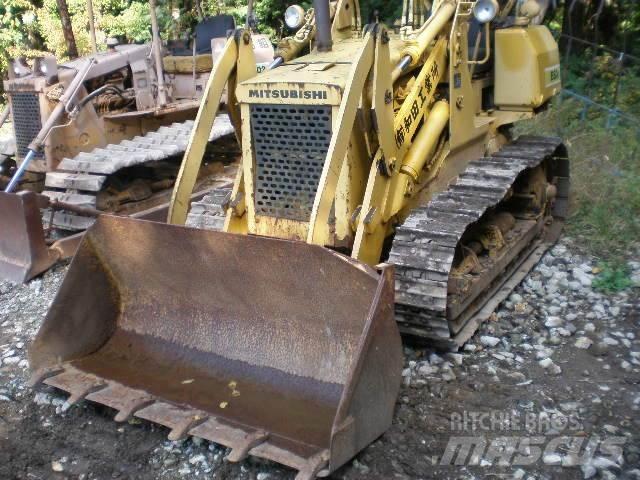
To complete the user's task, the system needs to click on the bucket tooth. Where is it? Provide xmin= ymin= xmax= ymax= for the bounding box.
xmin=134 ymin=402 xmax=210 ymax=441
xmin=188 ymin=417 xmax=260 ymax=453
xmin=294 ymin=451 xmax=330 ymax=480
xmin=42 ymin=367 xmax=106 ymax=407
xmin=28 ymin=366 xmax=64 ymax=387
xmin=191 ymin=419 xmax=328 ymax=478
xmin=63 ymin=383 xmax=108 ymax=410
xmin=84 ymin=384 xmax=156 ymax=422
xmin=227 ymin=430 xmax=270 ymax=462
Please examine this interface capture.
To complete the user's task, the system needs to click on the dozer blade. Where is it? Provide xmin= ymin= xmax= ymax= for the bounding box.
xmin=29 ymin=215 xmax=403 ymax=479
xmin=0 ymin=191 xmax=59 ymax=283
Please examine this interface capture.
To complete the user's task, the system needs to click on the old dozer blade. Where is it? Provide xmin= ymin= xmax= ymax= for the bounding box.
xmin=29 ymin=215 xmax=402 ymax=479
xmin=0 ymin=191 xmax=59 ymax=283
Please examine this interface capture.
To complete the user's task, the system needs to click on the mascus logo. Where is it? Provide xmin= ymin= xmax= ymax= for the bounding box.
xmin=248 ymin=89 xmax=328 ymax=100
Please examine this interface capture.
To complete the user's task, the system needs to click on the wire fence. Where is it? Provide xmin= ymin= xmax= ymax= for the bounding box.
xmin=560 ymin=89 xmax=640 ymax=132
xmin=555 ymin=32 xmax=640 ymax=134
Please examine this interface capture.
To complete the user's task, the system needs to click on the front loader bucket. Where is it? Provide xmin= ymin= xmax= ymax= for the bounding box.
xmin=0 ymin=191 xmax=59 ymax=283
xmin=30 ymin=215 xmax=402 ymax=479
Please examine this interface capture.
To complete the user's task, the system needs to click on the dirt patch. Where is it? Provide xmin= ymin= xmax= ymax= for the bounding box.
xmin=0 ymin=239 xmax=639 ymax=480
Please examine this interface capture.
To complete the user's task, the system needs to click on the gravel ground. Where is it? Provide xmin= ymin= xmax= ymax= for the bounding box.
xmin=1 ymin=236 xmax=639 ymax=480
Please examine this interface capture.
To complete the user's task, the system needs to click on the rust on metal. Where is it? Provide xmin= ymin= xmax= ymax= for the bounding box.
xmin=0 ymin=191 xmax=60 ymax=283
xmin=29 ymin=215 xmax=403 ymax=478
xmin=227 ymin=430 xmax=270 ymax=462
xmin=28 ymin=366 xmax=65 ymax=387
xmin=0 ymin=188 xmax=214 ymax=283
xmin=135 ymin=402 xmax=210 ymax=441
xmin=84 ymin=383 xmax=156 ymax=422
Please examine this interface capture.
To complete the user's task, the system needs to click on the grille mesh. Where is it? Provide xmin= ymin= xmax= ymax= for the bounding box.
xmin=250 ymin=104 xmax=331 ymax=221
xmin=10 ymin=92 xmax=43 ymax=160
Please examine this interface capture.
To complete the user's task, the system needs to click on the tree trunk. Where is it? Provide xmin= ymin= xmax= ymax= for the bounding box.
xmin=194 ymin=0 xmax=205 ymax=21
xmin=56 ymin=0 xmax=79 ymax=58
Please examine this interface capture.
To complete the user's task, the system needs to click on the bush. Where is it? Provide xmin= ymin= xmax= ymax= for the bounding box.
xmin=0 ymin=0 xmax=44 ymax=82
xmin=562 ymin=52 xmax=640 ymax=117
xmin=592 ymin=261 xmax=634 ymax=292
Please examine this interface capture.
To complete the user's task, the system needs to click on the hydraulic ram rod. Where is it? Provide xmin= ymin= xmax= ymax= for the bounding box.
xmin=5 ymin=58 xmax=95 ymax=193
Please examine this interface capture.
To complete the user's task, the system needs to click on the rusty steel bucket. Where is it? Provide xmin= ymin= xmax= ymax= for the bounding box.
xmin=0 ymin=191 xmax=60 ymax=283
xmin=29 ymin=215 xmax=403 ymax=479
xmin=0 ymin=189 xmax=215 ymax=284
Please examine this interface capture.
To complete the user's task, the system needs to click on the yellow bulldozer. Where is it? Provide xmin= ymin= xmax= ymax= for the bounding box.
xmin=29 ymin=0 xmax=569 ymax=478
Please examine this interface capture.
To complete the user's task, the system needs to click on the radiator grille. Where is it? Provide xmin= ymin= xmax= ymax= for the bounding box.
xmin=250 ymin=104 xmax=331 ymax=221
xmin=10 ymin=92 xmax=43 ymax=160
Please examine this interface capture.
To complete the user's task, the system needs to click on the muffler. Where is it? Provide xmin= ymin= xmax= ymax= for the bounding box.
xmin=29 ymin=215 xmax=402 ymax=479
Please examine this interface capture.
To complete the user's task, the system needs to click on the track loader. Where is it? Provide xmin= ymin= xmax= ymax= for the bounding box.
xmin=0 ymin=5 xmax=276 ymax=282
xmin=30 ymin=0 xmax=569 ymax=478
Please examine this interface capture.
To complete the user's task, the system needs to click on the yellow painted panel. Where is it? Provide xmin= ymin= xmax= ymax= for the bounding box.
xmin=254 ymin=215 xmax=309 ymax=241
xmin=494 ymin=26 xmax=561 ymax=109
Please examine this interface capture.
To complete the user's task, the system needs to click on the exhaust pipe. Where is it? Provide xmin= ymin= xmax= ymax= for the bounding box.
xmin=313 ymin=0 xmax=332 ymax=52
xmin=149 ymin=0 xmax=168 ymax=106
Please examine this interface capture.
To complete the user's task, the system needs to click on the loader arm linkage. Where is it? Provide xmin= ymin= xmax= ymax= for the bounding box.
xmin=352 ymin=33 xmax=450 ymax=264
xmin=168 ymin=28 xmax=257 ymax=225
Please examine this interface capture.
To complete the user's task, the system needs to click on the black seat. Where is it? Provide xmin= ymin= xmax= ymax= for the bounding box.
xmin=194 ymin=15 xmax=236 ymax=53
xmin=166 ymin=15 xmax=236 ymax=56
xmin=166 ymin=39 xmax=190 ymax=56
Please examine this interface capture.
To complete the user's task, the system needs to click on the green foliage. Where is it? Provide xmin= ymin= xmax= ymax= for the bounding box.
xmin=0 ymin=0 xmax=409 ymax=85
xmin=571 ymin=166 xmax=640 ymax=257
xmin=100 ymin=1 xmax=152 ymax=43
xmin=561 ymin=52 xmax=640 ymax=117
xmin=253 ymin=0 xmax=288 ymax=40
xmin=0 ymin=0 xmax=44 ymax=79
xmin=359 ymin=0 xmax=403 ymax=26
xmin=39 ymin=0 xmax=97 ymax=57
xmin=592 ymin=261 xmax=634 ymax=293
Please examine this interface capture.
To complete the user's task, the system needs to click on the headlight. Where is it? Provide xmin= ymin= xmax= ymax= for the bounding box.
xmin=284 ymin=5 xmax=305 ymax=29
xmin=10 ymin=59 xmax=31 ymax=79
xmin=472 ymin=0 xmax=499 ymax=23
xmin=33 ymin=57 xmax=57 ymax=79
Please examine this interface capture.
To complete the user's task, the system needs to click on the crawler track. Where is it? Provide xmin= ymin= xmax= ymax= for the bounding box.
xmin=42 ymin=116 xmax=234 ymax=230
xmin=186 ymin=185 xmax=233 ymax=230
xmin=389 ymin=136 xmax=569 ymax=350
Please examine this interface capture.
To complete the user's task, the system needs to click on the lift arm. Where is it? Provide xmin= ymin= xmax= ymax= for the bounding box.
xmin=306 ymin=31 xmax=375 ymax=245
xmin=352 ymin=36 xmax=449 ymax=264
xmin=168 ymin=29 xmax=257 ymax=225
